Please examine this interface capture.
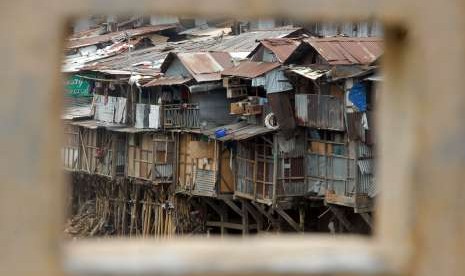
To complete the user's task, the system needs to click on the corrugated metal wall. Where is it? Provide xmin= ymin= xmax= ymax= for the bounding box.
xmin=295 ymin=94 xmax=345 ymax=131
xmin=193 ymin=168 xmax=216 ymax=196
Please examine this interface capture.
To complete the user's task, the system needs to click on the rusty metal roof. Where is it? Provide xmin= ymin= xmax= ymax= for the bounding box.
xmin=163 ymin=51 xmax=233 ymax=82
xmin=67 ymin=24 xmax=178 ymax=49
xmin=305 ymin=37 xmax=383 ymax=65
xmin=82 ymin=37 xmax=221 ymax=73
xmin=256 ymin=38 xmax=301 ymax=63
xmin=143 ymin=76 xmax=192 ymax=87
xmin=221 ymin=61 xmax=280 ymax=78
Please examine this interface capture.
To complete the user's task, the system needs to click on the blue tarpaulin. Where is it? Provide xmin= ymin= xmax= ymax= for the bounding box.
xmin=348 ymin=82 xmax=367 ymax=112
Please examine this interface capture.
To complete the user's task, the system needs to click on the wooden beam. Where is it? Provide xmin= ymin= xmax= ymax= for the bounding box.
xmin=275 ymin=207 xmax=301 ymax=232
xmin=299 ymin=205 xmax=306 ymax=232
xmin=204 ymin=198 xmax=223 ymax=216
xmin=242 ymin=201 xmax=249 ymax=235
xmin=206 ymin=221 xmax=257 ymax=231
xmin=243 ymin=201 xmax=263 ymax=231
xmin=222 ymin=198 xmax=242 ymax=217
xmin=329 ymin=206 xmax=354 ymax=232
xmin=251 ymin=202 xmax=274 ymax=222
xmin=360 ymin=213 xmax=373 ymax=229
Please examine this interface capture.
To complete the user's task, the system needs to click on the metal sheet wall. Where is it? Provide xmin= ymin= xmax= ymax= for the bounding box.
xmin=193 ymin=168 xmax=216 ymax=196
xmin=295 ymin=94 xmax=345 ymax=131
xmin=306 ymin=153 xmax=355 ymax=196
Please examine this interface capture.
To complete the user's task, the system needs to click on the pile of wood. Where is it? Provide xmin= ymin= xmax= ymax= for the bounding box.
xmin=66 ymin=172 xmax=203 ymax=238
xmin=65 ymin=200 xmax=112 ymax=237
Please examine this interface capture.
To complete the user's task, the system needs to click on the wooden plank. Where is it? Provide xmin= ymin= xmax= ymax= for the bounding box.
xmin=360 ymin=213 xmax=373 ymax=229
xmin=206 ymin=221 xmax=257 ymax=231
xmin=242 ymin=201 xmax=249 ymax=235
xmin=204 ymin=198 xmax=223 ymax=216
xmin=329 ymin=206 xmax=354 ymax=232
xmin=222 ymin=198 xmax=242 ymax=217
xmin=275 ymin=207 xmax=301 ymax=232
xmin=243 ymin=200 xmax=263 ymax=232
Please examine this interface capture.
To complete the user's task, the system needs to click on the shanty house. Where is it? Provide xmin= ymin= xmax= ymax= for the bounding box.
xmin=287 ymin=37 xmax=382 ymax=212
xmin=142 ymin=51 xmax=236 ymax=130
xmin=175 ymin=132 xmax=234 ymax=197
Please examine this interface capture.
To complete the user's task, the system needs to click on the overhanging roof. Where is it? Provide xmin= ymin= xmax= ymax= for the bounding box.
xmin=305 ymin=37 xmax=383 ymax=65
xmin=143 ymin=76 xmax=192 ymax=87
xmin=221 ymin=61 xmax=280 ymax=78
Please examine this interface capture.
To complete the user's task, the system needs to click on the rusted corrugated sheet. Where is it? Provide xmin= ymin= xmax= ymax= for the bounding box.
xmin=161 ymin=51 xmax=233 ymax=82
xmin=268 ymin=92 xmax=296 ymax=136
xmin=346 ymin=112 xmax=365 ymax=141
xmin=67 ymin=24 xmax=178 ymax=49
xmin=305 ymin=37 xmax=383 ymax=65
xmin=295 ymin=94 xmax=344 ymax=131
xmin=222 ymin=61 xmax=280 ymax=78
xmin=143 ymin=76 xmax=192 ymax=87
xmin=258 ymin=38 xmax=301 ymax=63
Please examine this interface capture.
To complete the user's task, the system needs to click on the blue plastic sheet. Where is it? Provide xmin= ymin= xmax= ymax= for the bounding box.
xmin=348 ymin=82 xmax=367 ymax=112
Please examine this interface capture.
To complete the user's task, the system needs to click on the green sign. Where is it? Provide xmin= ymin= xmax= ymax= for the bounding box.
xmin=65 ymin=75 xmax=93 ymax=97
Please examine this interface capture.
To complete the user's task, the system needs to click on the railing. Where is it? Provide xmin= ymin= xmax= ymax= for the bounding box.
xmin=163 ymin=104 xmax=200 ymax=129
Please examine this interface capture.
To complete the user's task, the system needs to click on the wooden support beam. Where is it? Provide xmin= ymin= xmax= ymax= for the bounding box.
xmin=242 ymin=201 xmax=249 ymax=235
xmin=299 ymin=205 xmax=306 ymax=232
xmin=360 ymin=213 xmax=373 ymax=229
xmin=221 ymin=208 xmax=229 ymax=235
xmin=329 ymin=206 xmax=354 ymax=232
xmin=204 ymin=198 xmax=223 ymax=216
xmin=251 ymin=202 xmax=274 ymax=222
xmin=223 ymin=198 xmax=242 ymax=217
xmin=275 ymin=207 xmax=301 ymax=232
xmin=243 ymin=201 xmax=263 ymax=232
xmin=206 ymin=221 xmax=257 ymax=231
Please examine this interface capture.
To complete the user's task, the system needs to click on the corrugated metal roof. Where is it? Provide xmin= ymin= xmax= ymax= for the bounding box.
xmin=83 ymin=37 xmax=223 ymax=72
xmin=221 ymin=61 xmax=280 ymax=78
xmin=164 ymin=51 xmax=233 ymax=82
xmin=210 ymin=27 xmax=303 ymax=54
xmin=67 ymin=24 xmax=178 ymax=49
xmin=288 ymin=66 xmax=330 ymax=80
xmin=143 ymin=76 xmax=192 ymax=87
xmin=258 ymin=38 xmax=301 ymax=63
xmin=179 ymin=26 xmax=231 ymax=37
xmin=305 ymin=37 xmax=383 ymax=65
xmin=203 ymin=122 xmax=275 ymax=141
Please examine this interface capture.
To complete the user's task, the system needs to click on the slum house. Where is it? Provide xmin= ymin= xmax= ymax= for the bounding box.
xmin=286 ymin=37 xmax=382 ymax=225
xmin=62 ymin=70 xmax=143 ymax=179
xmin=208 ymin=39 xmax=316 ymax=233
xmin=220 ymin=38 xmax=310 ymax=204
xmin=61 ymin=68 xmax=187 ymax=237
xmin=140 ymin=51 xmax=237 ymax=198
